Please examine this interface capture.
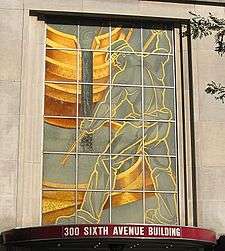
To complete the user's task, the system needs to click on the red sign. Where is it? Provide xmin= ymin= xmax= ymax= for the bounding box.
xmin=2 ymin=224 xmax=216 ymax=245
xmin=61 ymin=224 xmax=216 ymax=243
xmin=63 ymin=225 xmax=182 ymax=238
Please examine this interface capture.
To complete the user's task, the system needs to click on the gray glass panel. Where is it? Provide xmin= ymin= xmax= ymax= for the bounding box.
xmin=43 ymin=153 xmax=76 ymax=185
xmin=143 ymin=29 xmax=173 ymax=54
xmin=78 ymin=119 xmax=110 ymax=153
xmin=145 ymin=192 xmax=178 ymax=225
xmin=111 ymin=192 xmax=144 ymax=223
xmin=43 ymin=121 xmax=76 ymax=153
xmin=143 ymin=54 xmax=174 ymax=87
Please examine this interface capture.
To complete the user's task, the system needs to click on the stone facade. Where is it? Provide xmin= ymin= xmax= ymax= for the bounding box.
xmin=1 ymin=0 xmax=225 ymax=237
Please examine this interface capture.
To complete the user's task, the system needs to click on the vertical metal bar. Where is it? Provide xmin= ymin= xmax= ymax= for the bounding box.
xmin=186 ymin=23 xmax=197 ymax=226
xmin=141 ymin=26 xmax=145 ymax=224
xmin=174 ymin=25 xmax=186 ymax=226
xmin=109 ymin=25 xmax=112 ymax=224
xmin=75 ymin=24 xmax=80 ymax=224
xmin=40 ymin=23 xmax=47 ymax=226
xmin=179 ymin=24 xmax=188 ymax=225
xmin=171 ymin=25 xmax=180 ymax=225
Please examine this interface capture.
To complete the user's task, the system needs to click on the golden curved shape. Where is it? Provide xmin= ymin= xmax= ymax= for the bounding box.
xmin=45 ymin=26 xmax=133 ymax=124
xmin=45 ymin=83 xmax=108 ymax=103
xmin=42 ymin=189 xmax=155 ymax=224
xmin=42 ymin=156 xmax=155 ymax=224
xmin=91 ymin=27 xmax=122 ymax=49
xmin=43 ymin=158 xmax=147 ymax=191
xmin=47 ymin=26 xmax=79 ymax=49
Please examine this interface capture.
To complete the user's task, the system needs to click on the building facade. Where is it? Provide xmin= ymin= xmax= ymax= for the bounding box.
xmin=1 ymin=0 xmax=225 ymax=250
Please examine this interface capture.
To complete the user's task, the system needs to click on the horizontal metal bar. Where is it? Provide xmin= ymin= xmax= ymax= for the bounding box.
xmin=42 ymin=188 xmax=178 ymax=193
xmin=45 ymin=81 xmax=175 ymax=89
xmin=46 ymin=47 xmax=174 ymax=57
xmin=44 ymin=116 xmax=176 ymax=123
xmin=43 ymin=151 xmax=177 ymax=158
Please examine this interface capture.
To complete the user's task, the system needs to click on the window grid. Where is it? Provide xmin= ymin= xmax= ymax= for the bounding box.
xmin=42 ymin=23 xmax=178 ymax=225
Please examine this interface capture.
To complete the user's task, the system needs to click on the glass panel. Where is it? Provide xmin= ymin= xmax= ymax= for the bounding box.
xmin=145 ymin=192 xmax=178 ymax=225
xmin=80 ymin=50 xmax=110 ymax=84
xmin=143 ymin=29 xmax=173 ymax=54
xmin=93 ymin=51 xmax=110 ymax=83
xmin=43 ymin=153 xmax=76 ymax=186
xmin=42 ymin=190 xmax=76 ymax=225
xmin=78 ymin=119 xmax=110 ymax=153
xmin=44 ymin=83 xmax=78 ymax=117
xmin=43 ymin=120 xmax=76 ymax=153
xmin=46 ymin=24 xmax=79 ymax=49
xmin=79 ymin=26 xmax=110 ymax=50
xmin=143 ymin=54 xmax=174 ymax=87
xmin=111 ymin=86 xmax=142 ymax=120
xmin=77 ymin=84 xmax=110 ymax=118
xmin=78 ymin=154 xmax=110 ymax=190
xmin=144 ymin=156 xmax=177 ymax=192
xmin=144 ymin=121 xmax=176 ymax=156
xmin=111 ymin=192 xmax=143 ymax=223
xmin=45 ymin=49 xmax=81 ymax=82
xmin=112 ymin=155 xmax=143 ymax=191
xmin=111 ymin=120 xmax=143 ymax=155
xmin=144 ymin=87 xmax=175 ymax=120
xmin=48 ymin=190 xmax=110 ymax=224
xmin=111 ymin=52 xmax=142 ymax=85
xmin=111 ymin=27 xmax=141 ymax=52
xmin=43 ymin=23 xmax=178 ymax=226
xmin=76 ymin=191 xmax=110 ymax=224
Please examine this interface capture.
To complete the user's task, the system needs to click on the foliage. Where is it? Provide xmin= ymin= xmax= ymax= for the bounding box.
xmin=205 ymin=81 xmax=225 ymax=103
xmin=187 ymin=12 xmax=225 ymax=55
xmin=186 ymin=12 xmax=225 ymax=103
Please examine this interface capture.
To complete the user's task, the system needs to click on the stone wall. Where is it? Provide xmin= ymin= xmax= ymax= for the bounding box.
xmin=0 ymin=0 xmax=225 ymax=235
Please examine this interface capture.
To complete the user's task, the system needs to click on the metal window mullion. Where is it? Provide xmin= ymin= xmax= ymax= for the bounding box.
xmin=109 ymin=25 xmax=112 ymax=224
xmin=46 ymin=47 xmax=174 ymax=57
xmin=174 ymin=25 xmax=186 ymax=226
xmin=75 ymin=24 xmax=80 ymax=224
xmin=181 ymin=24 xmax=195 ymax=226
xmin=44 ymin=115 xmax=176 ymax=123
xmin=141 ymin=27 xmax=146 ymax=224
xmin=45 ymin=81 xmax=176 ymax=89
xmin=42 ymin=188 xmax=179 ymax=193
xmin=172 ymin=25 xmax=180 ymax=225
xmin=43 ymin=151 xmax=177 ymax=158
xmin=40 ymin=23 xmax=48 ymax=225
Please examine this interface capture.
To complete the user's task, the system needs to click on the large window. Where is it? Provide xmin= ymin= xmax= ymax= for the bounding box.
xmin=42 ymin=21 xmax=180 ymax=225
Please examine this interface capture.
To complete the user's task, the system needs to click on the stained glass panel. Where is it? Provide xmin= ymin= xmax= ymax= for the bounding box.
xmin=43 ymin=154 xmax=76 ymax=186
xmin=111 ymin=52 xmax=142 ymax=85
xmin=43 ymin=119 xmax=76 ymax=152
xmin=111 ymin=192 xmax=144 ymax=223
xmin=78 ymin=154 xmax=110 ymax=190
xmin=143 ymin=29 xmax=173 ymax=54
xmin=143 ymin=54 xmax=174 ymax=87
xmin=42 ymin=23 xmax=178 ymax=225
xmin=42 ymin=190 xmax=76 ymax=225
xmin=79 ymin=26 xmax=110 ymax=50
xmin=144 ymin=156 xmax=177 ymax=192
xmin=145 ymin=192 xmax=178 ymax=224
xmin=112 ymin=155 xmax=143 ymax=191
xmin=78 ymin=119 xmax=110 ymax=153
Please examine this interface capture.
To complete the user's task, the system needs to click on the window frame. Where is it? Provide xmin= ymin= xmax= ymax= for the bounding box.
xmin=17 ymin=12 xmax=196 ymax=227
